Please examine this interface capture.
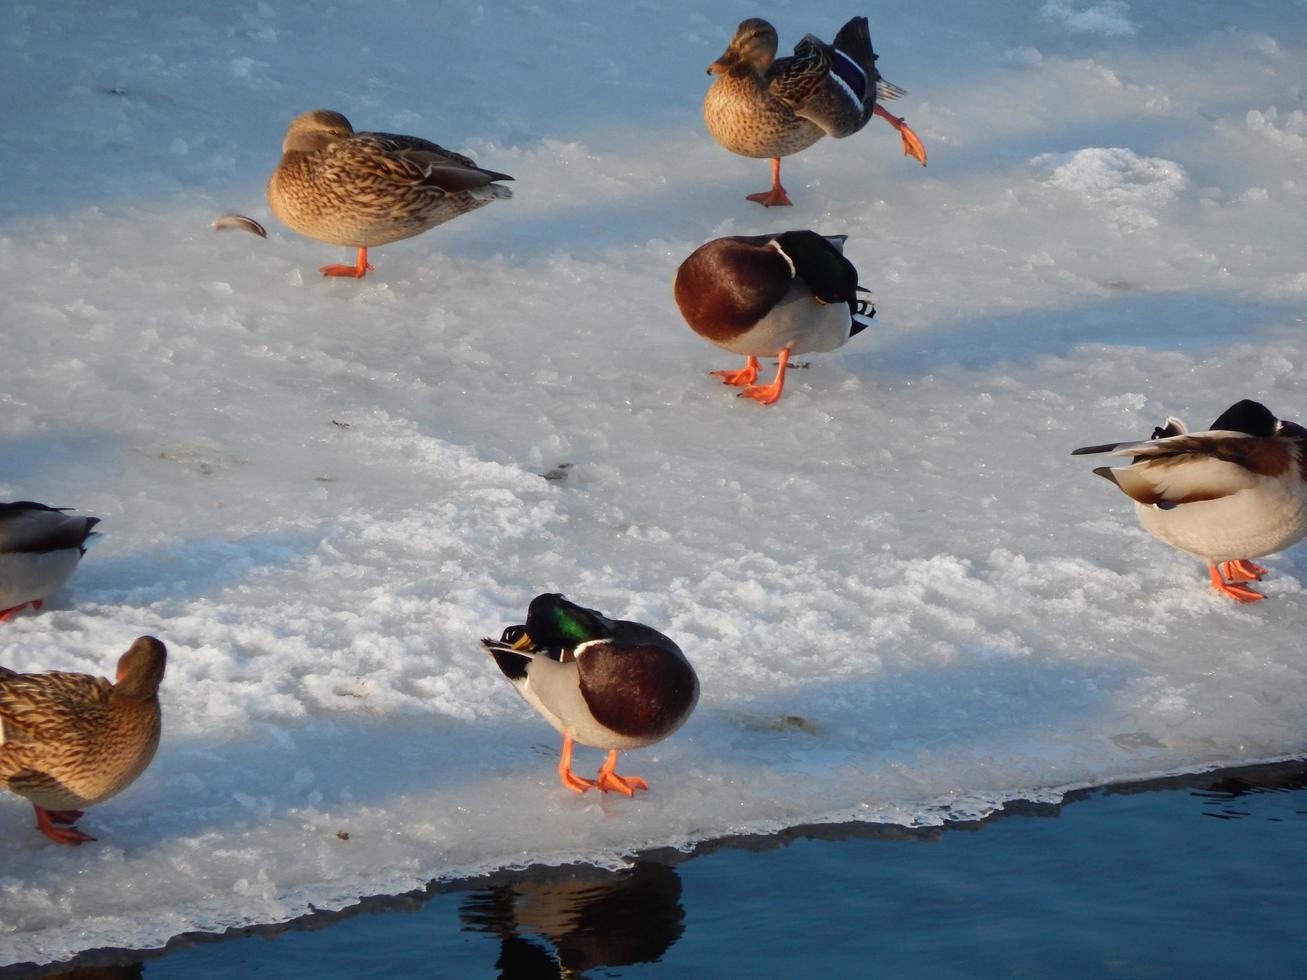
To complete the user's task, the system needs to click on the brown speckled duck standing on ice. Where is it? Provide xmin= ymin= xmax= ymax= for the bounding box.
xmin=0 ymin=501 xmax=100 ymax=623
xmin=0 ymin=636 xmax=166 ymax=845
xmin=1074 ymin=400 xmax=1307 ymax=603
xmin=704 ymin=16 xmax=926 ymax=206
xmin=482 ymin=595 xmax=698 ymax=797
xmin=267 ymin=109 xmax=514 ymax=278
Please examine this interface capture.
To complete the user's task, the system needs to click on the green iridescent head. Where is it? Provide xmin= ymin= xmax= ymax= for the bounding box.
xmin=522 ymin=594 xmax=615 ymax=648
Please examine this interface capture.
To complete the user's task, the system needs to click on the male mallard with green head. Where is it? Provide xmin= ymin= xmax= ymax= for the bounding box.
xmin=482 ymin=595 xmax=698 ymax=797
xmin=1 ymin=636 xmax=166 ymax=844
xmin=267 ymin=109 xmax=513 ymax=278
xmin=704 ymin=16 xmax=926 ymax=207
xmin=1074 ymin=400 xmax=1307 ymax=603
xmin=0 ymin=501 xmax=100 ymax=623
xmin=673 ymin=230 xmax=875 ymax=405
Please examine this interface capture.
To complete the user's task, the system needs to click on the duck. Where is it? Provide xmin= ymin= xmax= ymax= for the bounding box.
xmin=0 ymin=636 xmax=166 ymax=845
xmin=703 ymin=16 xmax=926 ymax=207
xmin=267 ymin=109 xmax=514 ymax=278
xmin=0 ymin=501 xmax=100 ymax=622
xmin=1073 ymin=399 xmax=1307 ymax=603
xmin=481 ymin=594 xmax=698 ymax=797
xmin=673 ymin=230 xmax=875 ymax=405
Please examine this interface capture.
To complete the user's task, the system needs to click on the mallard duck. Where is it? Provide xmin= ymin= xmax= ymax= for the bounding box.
xmin=267 ymin=109 xmax=514 ymax=278
xmin=1073 ymin=399 xmax=1307 ymax=603
xmin=481 ymin=594 xmax=698 ymax=797
xmin=673 ymin=230 xmax=875 ymax=405
xmin=704 ymin=16 xmax=926 ymax=207
xmin=0 ymin=501 xmax=100 ymax=623
xmin=0 ymin=636 xmax=165 ymax=844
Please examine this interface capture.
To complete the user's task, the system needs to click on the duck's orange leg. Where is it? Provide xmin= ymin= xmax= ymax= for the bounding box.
xmin=711 ymin=355 xmax=760 ymax=387
xmin=1220 ymin=559 xmax=1268 ymax=583
xmin=34 ymin=806 xmax=95 ymax=845
xmin=745 ymin=158 xmax=793 ymax=207
xmin=595 ymin=750 xmax=649 ymax=797
xmin=557 ymin=732 xmax=595 ymax=794
xmin=1208 ymin=563 xmax=1264 ymax=603
xmin=319 ymin=246 xmax=375 ymax=278
xmin=873 ymin=104 xmax=927 ymax=166
xmin=739 ymin=348 xmax=790 ymax=405
xmin=0 ymin=601 xmax=36 ymax=622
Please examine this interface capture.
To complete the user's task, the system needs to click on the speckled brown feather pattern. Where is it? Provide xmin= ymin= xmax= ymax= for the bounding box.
xmin=0 ymin=639 xmax=164 ymax=811
xmin=267 ymin=111 xmax=513 ymax=249
xmin=704 ymin=62 xmax=825 ymax=159
xmin=704 ymin=17 xmax=884 ymax=159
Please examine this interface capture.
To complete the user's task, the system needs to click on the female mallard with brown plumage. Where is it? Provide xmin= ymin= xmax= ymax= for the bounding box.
xmin=482 ymin=595 xmax=698 ymax=797
xmin=704 ymin=16 xmax=926 ymax=207
xmin=0 ymin=501 xmax=100 ymax=623
xmin=267 ymin=109 xmax=514 ymax=278
xmin=0 ymin=637 xmax=166 ymax=844
xmin=1074 ymin=400 xmax=1307 ymax=603
xmin=673 ymin=230 xmax=875 ymax=405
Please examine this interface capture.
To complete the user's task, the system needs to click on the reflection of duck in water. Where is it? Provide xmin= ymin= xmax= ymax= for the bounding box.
xmin=460 ymin=862 xmax=685 ymax=978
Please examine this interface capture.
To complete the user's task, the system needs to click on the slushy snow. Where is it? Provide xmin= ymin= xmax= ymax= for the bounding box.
xmin=2 ymin=0 xmax=1307 ymax=967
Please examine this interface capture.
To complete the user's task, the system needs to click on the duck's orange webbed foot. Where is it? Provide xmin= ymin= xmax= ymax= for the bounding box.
xmin=45 ymin=809 xmax=85 ymax=825
xmin=557 ymin=733 xmax=595 ymax=794
xmin=34 ymin=806 xmax=95 ymax=845
xmin=1207 ymin=564 xmax=1265 ymax=603
xmin=1220 ymin=559 xmax=1268 ymax=583
xmin=595 ymin=750 xmax=648 ymax=797
xmin=873 ymin=104 xmax=927 ymax=166
xmin=745 ymin=158 xmax=793 ymax=207
xmin=711 ymin=356 xmax=760 ymax=387
xmin=0 ymin=599 xmax=40 ymax=622
xmin=319 ymin=247 xmax=374 ymax=278
xmin=738 ymin=349 xmax=790 ymax=405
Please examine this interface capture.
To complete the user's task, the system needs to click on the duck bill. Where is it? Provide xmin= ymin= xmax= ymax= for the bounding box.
xmin=510 ymin=632 xmax=534 ymax=650
xmin=707 ymin=51 xmax=734 ymax=74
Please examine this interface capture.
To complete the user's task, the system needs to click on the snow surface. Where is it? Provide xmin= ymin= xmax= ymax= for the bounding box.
xmin=3 ymin=0 xmax=1307 ymax=966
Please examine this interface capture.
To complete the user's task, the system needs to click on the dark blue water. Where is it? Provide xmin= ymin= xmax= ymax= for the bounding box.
xmin=14 ymin=762 xmax=1307 ymax=979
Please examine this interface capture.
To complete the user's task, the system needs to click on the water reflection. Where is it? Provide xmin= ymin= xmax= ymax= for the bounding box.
xmin=1189 ymin=762 xmax=1307 ymax=821
xmin=460 ymin=862 xmax=685 ymax=978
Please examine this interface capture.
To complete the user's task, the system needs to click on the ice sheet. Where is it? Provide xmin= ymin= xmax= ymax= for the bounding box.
xmin=2 ymin=0 xmax=1306 ymax=967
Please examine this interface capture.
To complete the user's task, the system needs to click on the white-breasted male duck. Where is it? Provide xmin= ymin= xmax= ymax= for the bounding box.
xmin=482 ymin=594 xmax=698 ymax=797
xmin=1074 ymin=399 xmax=1307 ymax=603
xmin=704 ymin=16 xmax=926 ymax=207
xmin=267 ymin=109 xmax=514 ymax=278
xmin=0 ymin=501 xmax=100 ymax=623
xmin=1 ymin=636 xmax=166 ymax=845
xmin=673 ymin=230 xmax=875 ymax=405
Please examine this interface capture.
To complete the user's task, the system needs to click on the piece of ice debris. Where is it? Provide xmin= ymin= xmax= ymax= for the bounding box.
xmin=543 ymin=462 xmax=573 ymax=481
xmin=739 ymin=713 xmax=821 ymax=735
xmin=331 ymin=419 xmax=351 ymax=429
xmin=336 ymin=830 xmax=350 ymax=841
xmin=212 ymin=212 xmax=268 ymax=238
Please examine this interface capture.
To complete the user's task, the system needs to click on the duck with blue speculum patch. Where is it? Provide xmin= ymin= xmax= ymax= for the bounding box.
xmin=704 ymin=16 xmax=926 ymax=207
xmin=0 ymin=501 xmax=100 ymax=623
xmin=1073 ymin=399 xmax=1307 ymax=603
xmin=673 ymin=230 xmax=875 ymax=405
xmin=482 ymin=595 xmax=699 ymax=797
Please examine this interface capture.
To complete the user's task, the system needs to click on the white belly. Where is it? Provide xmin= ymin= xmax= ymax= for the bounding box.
xmin=519 ymin=661 xmax=651 ymax=751
xmin=1135 ymin=484 xmax=1307 ymax=562
xmin=0 ymin=550 xmax=82 ymax=609
xmin=718 ymin=284 xmax=853 ymax=357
